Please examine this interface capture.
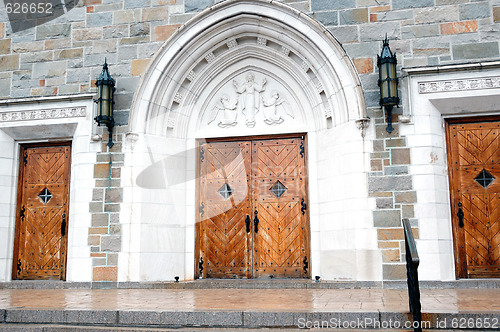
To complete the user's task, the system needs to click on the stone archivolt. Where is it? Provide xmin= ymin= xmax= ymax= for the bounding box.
xmin=129 ymin=0 xmax=366 ymax=138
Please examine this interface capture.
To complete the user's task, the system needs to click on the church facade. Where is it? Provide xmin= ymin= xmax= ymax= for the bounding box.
xmin=0 ymin=0 xmax=499 ymax=283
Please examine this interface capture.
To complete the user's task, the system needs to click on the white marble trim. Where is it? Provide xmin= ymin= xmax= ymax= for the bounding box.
xmin=0 ymin=107 xmax=86 ymax=122
xmin=418 ymin=77 xmax=500 ymax=94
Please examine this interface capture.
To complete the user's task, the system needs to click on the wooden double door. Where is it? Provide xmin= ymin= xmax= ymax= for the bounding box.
xmin=447 ymin=119 xmax=500 ymax=278
xmin=13 ymin=143 xmax=71 ymax=280
xmin=196 ymin=136 xmax=310 ymax=279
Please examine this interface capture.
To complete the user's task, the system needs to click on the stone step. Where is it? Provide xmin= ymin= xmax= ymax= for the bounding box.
xmin=0 ymin=326 xmax=447 ymax=332
xmin=1 ymin=309 xmax=499 ymax=330
xmin=1 ymin=279 xmax=500 ymax=290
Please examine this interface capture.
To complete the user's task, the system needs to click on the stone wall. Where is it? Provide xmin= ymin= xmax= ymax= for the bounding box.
xmin=1 ymin=0 xmax=500 ymax=280
xmin=1 ymin=1 xmax=499 ymax=118
xmin=88 ymin=127 xmax=124 ymax=281
xmin=367 ymin=111 xmax=418 ymax=279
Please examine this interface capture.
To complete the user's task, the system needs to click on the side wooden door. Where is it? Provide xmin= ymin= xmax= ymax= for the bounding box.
xmin=447 ymin=119 xmax=500 ymax=278
xmin=252 ymin=137 xmax=310 ymax=278
xmin=13 ymin=143 xmax=71 ymax=280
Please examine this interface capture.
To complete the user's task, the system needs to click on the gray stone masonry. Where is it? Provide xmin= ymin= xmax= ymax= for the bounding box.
xmin=1 ymin=0 xmax=499 ymax=281
xmin=88 ymin=126 xmax=124 ymax=281
xmin=0 ymin=0 xmax=498 ymax=119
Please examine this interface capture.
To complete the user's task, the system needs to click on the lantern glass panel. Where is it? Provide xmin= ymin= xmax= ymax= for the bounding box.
xmin=385 ymin=62 xmax=392 ymax=99
xmin=380 ymin=66 xmax=388 ymax=99
xmin=101 ymin=84 xmax=111 ymax=118
xmin=389 ymin=63 xmax=397 ymax=99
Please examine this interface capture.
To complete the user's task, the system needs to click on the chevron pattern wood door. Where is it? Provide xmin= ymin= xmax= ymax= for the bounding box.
xmin=196 ymin=136 xmax=309 ymax=279
xmin=13 ymin=144 xmax=71 ymax=280
xmin=252 ymin=138 xmax=309 ymax=278
xmin=447 ymin=120 xmax=500 ymax=278
xmin=198 ymin=141 xmax=252 ymax=278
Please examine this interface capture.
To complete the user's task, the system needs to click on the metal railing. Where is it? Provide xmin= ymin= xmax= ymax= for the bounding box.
xmin=402 ymin=218 xmax=422 ymax=332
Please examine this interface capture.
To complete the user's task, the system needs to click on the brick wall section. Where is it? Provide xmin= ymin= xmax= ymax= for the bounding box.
xmin=89 ymin=126 xmax=125 ymax=282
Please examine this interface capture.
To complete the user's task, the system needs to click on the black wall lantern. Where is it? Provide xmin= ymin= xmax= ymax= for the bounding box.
xmin=377 ymin=36 xmax=399 ymax=133
xmin=94 ymin=60 xmax=116 ymax=147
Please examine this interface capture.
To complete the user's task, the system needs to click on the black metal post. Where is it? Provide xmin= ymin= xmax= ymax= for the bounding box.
xmin=403 ymin=218 xmax=422 ymax=332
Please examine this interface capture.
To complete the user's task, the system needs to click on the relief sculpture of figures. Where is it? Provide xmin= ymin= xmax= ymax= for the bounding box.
xmin=261 ymin=92 xmax=293 ymax=125
xmin=208 ymin=95 xmax=238 ymax=128
xmin=233 ymin=73 xmax=266 ymax=127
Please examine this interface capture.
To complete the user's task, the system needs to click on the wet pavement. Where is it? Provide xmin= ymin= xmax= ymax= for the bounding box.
xmin=0 ymin=287 xmax=499 ymax=330
xmin=0 ymin=288 xmax=500 ymax=312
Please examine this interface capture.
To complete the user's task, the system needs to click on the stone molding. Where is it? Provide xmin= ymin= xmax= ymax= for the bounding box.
xmin=128 ymin=0 xmax=366 ymax=136
xmin=0 ymin=106 xmax=86 ymax=122
xmin=418 ymin=77 xmax=500 ymax=94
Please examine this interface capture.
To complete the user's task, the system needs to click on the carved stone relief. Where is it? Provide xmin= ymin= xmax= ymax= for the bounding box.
xmin=206 ymin=72 xmax=294 ymax=129
xmin=233 ymin=73 xmax=267 ymax=127
xmin=261 ymin=91 xmax=292 ymax=125
xmin=207 ymin=95 xmax=238 ymax=128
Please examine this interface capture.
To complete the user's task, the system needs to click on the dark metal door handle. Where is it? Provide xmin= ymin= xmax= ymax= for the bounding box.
xmin=254 ymin=210 xmax=259 ymax=233
xmin=61 ymin=213 xmax=67 ymax=236
xmin=457 ymin=202 xmax=464 ymax=228
xmin=245 ymin=215 xmax=251 ymax=233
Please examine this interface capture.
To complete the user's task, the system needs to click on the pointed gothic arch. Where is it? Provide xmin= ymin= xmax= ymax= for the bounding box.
xmin=128 ymin=0 xmax=366 ymax=136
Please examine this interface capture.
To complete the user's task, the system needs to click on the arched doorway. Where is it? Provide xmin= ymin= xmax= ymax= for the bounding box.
xmin=123 ymin=0 xmax=374 ymax=281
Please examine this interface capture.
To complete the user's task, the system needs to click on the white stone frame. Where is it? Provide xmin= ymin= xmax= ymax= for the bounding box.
xmin=402 ymin=62 xmax=500 ymax=280
xmin=0 ymin=96 xmax=97 ymax=282
xmin=123 ymin=0 xmax=378 ymax=282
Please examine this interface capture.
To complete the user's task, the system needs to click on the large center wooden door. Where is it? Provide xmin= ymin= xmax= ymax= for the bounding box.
xmin=13 ymin=143 xmax=71 ymax=280
xmin=196 ymin=136 xmax=309 ymax=279
xmin=447 ymin=119 xmax=500 ymax=278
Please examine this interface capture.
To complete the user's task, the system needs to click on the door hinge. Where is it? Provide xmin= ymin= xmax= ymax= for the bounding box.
xmin=200 ymin=147 xmax=205 ymax=163
xmin=299 ymin=141 xmax=304 ymax=158
xmin=199 ymin=202 xmax=205 ymax=218
xmin=20 ymin=205 xmax=25 ymax=221
xmin=301 ymin=198 xmax=307 ymax=215
xmin=16 ymin=259 xmax=21 ymax=276
xmin=23 ymin=151 xmax=28 ymax=167
xmin=457 ymin=202 xmax=464 ymax=228
xmin=303 ymin=256 xmax=309 ymax=275
xmin=198 ymin=257 xmax=204 ymax=278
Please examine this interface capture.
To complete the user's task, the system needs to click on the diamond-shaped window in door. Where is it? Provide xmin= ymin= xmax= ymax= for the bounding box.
xmin=270 ymin=180 xmax=287 ymax=198
xmin=217 ymin=183 xmax=233 ymax=199
xmin=38 ymin=188 xmax=53 ymax=204
xmin=474 ymin=169 xmax=495 ymax=189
